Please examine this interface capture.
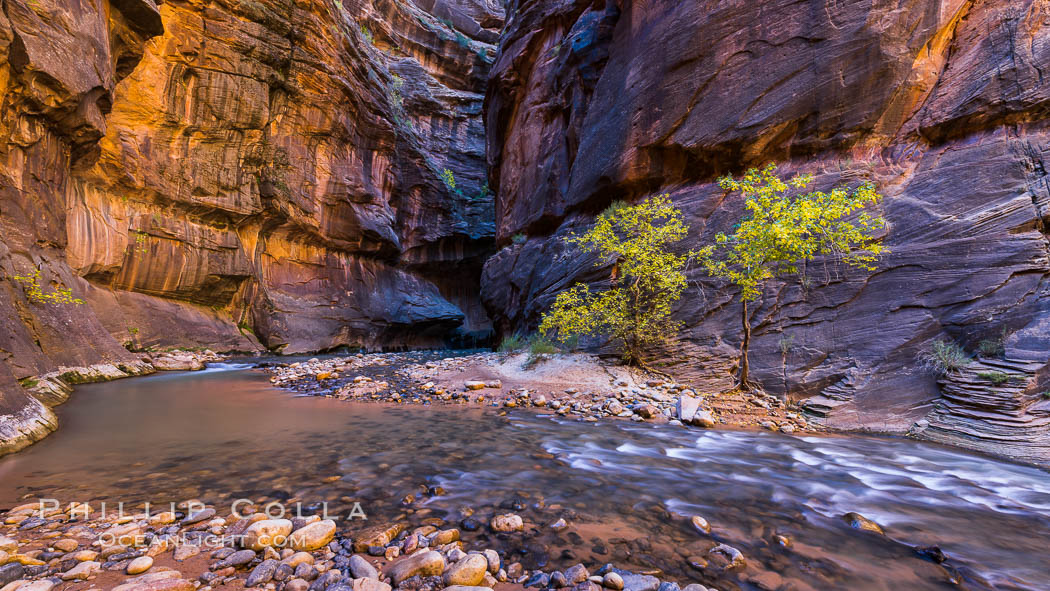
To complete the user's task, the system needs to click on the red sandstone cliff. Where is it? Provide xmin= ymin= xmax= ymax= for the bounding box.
xmin=0 ymin=0 xmax=501 ymax=454
xmin=481 ymin=0 xmax=1050 ymax=465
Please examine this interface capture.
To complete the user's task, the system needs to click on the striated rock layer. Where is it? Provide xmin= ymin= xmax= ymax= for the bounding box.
xmin=482 ymin=0 xmax=1050 ymax=464
xmin=0 ymin=0 xmax=501 ymax=454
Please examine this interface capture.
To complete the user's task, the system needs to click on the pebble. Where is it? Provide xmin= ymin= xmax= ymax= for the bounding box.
xmin=288 ymin=520 xmax=336 ymax=551
xmin=172 ymin=545 xmax=200 ymax=561
xmin=245 ymin=559 xmax=280 ymax=587
xmin=600 ymin=575 xmax=621 ymax=591
xmin=490 ymin=514 xmax=524 ymax=532
xmin=348 ymin=555 xmax=378 ymax=580
xmin=842 ymin=512 xmax=884 ymax=534
xmin=180 ymin=508 xmax=215 ymax=525
xmin=444 ymin=554 xmax=488 ymax=586
xmin=386 ymin=550 xmax=445 ymax=585
xmin=525 ymin=573 xmax=549 ymax=588
xmin=352 ymin=578 xmax=392 ymax=591
xmin=566 ymin=564 xmax=589 ymax=584
xmin=127 ymin=556 xmax=154 ymax=575
xmin=482 ymin=550 xmax=500 ymax=574
xmin=708 ymin=544 xmax=746 ymax=570
xmin=0 ymin=564 xmax=24 ymax=587
xmin=218 ymin=549 xmax=256 ymax=568
xmin=243 ymin=519 xmax=293 ymax=550
xmin=690 ymin=515 xmax=711 ymax=534
xmin=61 ymin=560 xmax=101 ymax=580
xmin=616 ymin=571 xmax=658 ymax=591
xmin=149 ymin=512 xmax=176 ymax=526
xmin=52 ymin=539 xmax=77 ymax=553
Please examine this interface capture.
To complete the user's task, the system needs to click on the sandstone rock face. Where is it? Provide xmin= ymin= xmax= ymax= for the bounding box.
xmin=0 ymin=0 xmax=501 ymax=454
xmin=482 ymin=0 xmax=1050 ymax=465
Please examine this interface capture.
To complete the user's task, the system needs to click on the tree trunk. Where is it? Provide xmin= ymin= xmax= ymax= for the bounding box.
xmin=739 ymin=299 xmax=752 ymax=390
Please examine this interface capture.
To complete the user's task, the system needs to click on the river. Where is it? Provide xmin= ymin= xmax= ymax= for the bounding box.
xmin=0 ymin=360 xmax=1047 ymax=591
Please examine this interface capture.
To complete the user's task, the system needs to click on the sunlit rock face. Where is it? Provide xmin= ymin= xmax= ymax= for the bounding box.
xmin=482 ymin=0 xmax=1050 ymax=464
xmin=0 ymin=0 xmax=500 ymax=452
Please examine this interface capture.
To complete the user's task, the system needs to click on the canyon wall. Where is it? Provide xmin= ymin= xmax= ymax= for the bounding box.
xmin=482 ymin=0 xmax=1050 ymax=464
xmin=0 ymin=0 xmax=501 ymax=454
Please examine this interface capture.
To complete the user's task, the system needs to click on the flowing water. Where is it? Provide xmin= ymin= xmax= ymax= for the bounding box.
xmin=1 ymin=361 xmax=1048 ymax=591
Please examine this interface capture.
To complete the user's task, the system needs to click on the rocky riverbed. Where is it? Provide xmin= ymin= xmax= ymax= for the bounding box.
xmin=0 ymin=500 xmax=736 ymax=591
xmin=2 ymin=360 xmax=1045 ymax=591
xmin=263 ymin=352 xmax=815 ymax=435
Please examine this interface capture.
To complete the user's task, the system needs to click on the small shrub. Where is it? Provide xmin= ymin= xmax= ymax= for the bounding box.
xmin=526 ymin=334 xmax=559 ymax=366
xmin=920 ymin=340 xmax=969 ymax=375
xmin=1042 ymin=391 xmax=1050 ymax=400
xmin=511 ymin=233 xmax=526 ymax=245
xmin=360 ymin=24 xmax=373 ymax=44
xmin=528 ymin=334 xmax=559 ymax=356
xmin=976 ymin=371 xmax=1012 ymax=385
xmin=130 ymin=231 xmax=149 ymax=254
xmin=978 ymin=327 xmax=1007 ymax=358
xmin=441 ymin=168 xmax=457 ymax=191
xmin=13 ymin=270 xmax=84 ymax=306
xmin=498 ymin=334 xmax=525 ymax=352
xmin=18 ymin=377 xmax=38 ymax=389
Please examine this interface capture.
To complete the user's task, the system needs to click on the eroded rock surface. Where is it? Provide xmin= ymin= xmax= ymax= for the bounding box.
xmin=0 ymin=0 xmax=501 ymax=454
xmin=482 ymin=0 xmax=1050 ymax=464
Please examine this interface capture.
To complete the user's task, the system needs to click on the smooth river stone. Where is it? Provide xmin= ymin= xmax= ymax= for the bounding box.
xmin=489 ymin=514 xmax=523 ymax=532
xmin=126 ymin=556 xmax=154 ymax=575
xmin=386 ymin=550 xmax=446 ymax=585
xmin=348 ymin=555 xmax=378 ymax=580
xmin=444 ymin=554 xmax=488 ymax=587
xmin=243 ymin=519 xmax=293 ymax=550
xmin=288 ymin=520 xmax=336 ymax=551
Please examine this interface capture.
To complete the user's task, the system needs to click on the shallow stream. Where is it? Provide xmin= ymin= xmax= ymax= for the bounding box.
xmin=1 ymin=361 xmax=1047 ymax=591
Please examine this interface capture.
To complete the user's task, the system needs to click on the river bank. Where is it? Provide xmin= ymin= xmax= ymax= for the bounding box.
xmin=264 ymin=352 xmax=817 ymax=435
xmin=0 ymin=499 xmax=730 ymax=591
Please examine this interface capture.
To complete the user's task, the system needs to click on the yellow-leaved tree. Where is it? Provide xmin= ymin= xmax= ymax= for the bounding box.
xmin=539 ymin=195 xmax=692 ymax=366
xmin=699 ymin=163 xmax=887 ymax=390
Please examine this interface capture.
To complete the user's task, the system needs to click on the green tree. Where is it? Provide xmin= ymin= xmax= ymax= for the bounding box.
xmin=539 ymin=195 xmax=692 ymax=366
xmin=698 ymin=163 xmax=887 ymax=390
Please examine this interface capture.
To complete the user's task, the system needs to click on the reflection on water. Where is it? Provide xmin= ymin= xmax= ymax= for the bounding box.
xmin=1 ymin=363 xmax=1048 ymax=591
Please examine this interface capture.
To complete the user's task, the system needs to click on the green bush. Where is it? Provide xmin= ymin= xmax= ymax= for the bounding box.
xmin=13 ymin=270 xmax=84 ymax=306
xmin=511 ymin=233 xmax=526 ymax=244
xmin=498 ymin=334 xmax=525 ymax=352
xmin=920 ymin=340 xmax=969 ymax=375
xmin=976 ymin=371 xmax=1012 ymax=385
xmin=978 ymin=327 xmax=1007 ymax=358
xmin=528 ymin=335 xmax=559 ymax=356
xmin=525 ymin=334 xmax=559 ymax=366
